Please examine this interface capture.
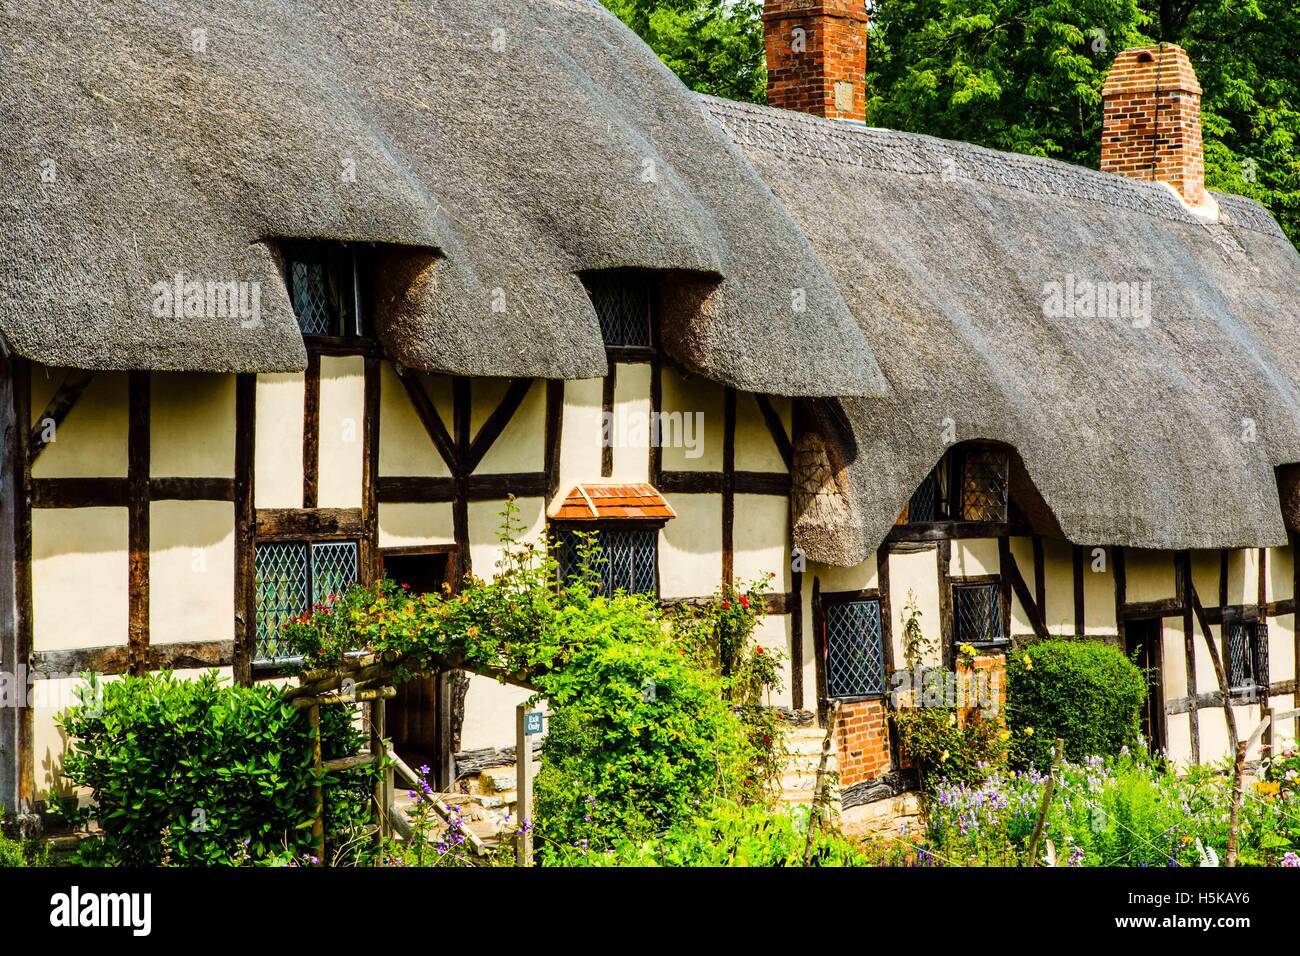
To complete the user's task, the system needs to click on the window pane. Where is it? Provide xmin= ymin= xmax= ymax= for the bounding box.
xmin=954 ymin=583 xmax=1003 ymax=644
xmin=825 ymin=600 xmax=885 ymax=699
xmin=287 ymin=244 xmax=357 ymax=337
xmin=589 ymin=279 xmax=650 ymax=347
xmin=908 ymin=472 xmax=939 ymax=522
xmin=1227 ymin=622 xmax=1254 ymax=690
xmin=1253 ymin=621 xmax=1269 ymax=691
xmin=254 ymin=542 xmax=310 ymax=661
xmin=959 ymin=449 xmax=1008 ymax=522
xmin=312 ymin=541 xmax=359 ymax=604
xmin=554 ymin=526 xmax=657 ymax=596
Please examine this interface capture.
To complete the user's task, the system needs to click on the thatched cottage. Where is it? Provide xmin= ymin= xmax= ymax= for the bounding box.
xmin=1 ymin=0 xmax=1297 ymax=821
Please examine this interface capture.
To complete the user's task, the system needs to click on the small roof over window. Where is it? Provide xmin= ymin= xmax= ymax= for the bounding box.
xmin=549 ymin=484 xmax=676 ymax=522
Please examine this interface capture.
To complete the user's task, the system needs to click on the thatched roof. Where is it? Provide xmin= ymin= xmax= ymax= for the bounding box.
xmin=0 ymin=0 xmax=883 ymax=396
xmin=706 ymin=97 xmax=1300 ymax=561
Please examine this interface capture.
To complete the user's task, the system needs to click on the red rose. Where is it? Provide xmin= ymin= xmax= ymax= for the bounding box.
xmin=739 ymin=595 xmax=749 ymax=609
xmin=722 ymin=601 xmax=730 ymax=610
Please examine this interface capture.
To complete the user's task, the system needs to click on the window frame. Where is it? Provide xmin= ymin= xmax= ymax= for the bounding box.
xmin=282 ymin=240 xmax=374 ymax=345
xmin=951 ymin=575 xmax=1009 ymax=649
xmin=1225 ymin=618 xmax=1270 ymax=700
xmin=816 ymin=588 xmax=892 ymax=705
xmin=251 ymin=535 xmax=362 ymax=668
xmin=899 ymin=444 xmax=1010 ymax=528
xmin=550 ymin=520 xmax=664 ymax=599
xmin=583 ymin=271 xmax=657 ymax=361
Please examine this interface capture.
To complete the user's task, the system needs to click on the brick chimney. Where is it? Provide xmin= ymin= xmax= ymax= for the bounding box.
xmin=1101 ymin=44 xmax=1205 ymax=207
xmin=763 ymin=1 xmax=869 ymax=123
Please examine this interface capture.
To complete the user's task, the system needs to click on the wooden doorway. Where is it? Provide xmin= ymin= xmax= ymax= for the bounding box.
xmin=1124 ymin=618 xmax=1166 ymax=755
xmin=380 ymin=547 xmax=456 ymax=787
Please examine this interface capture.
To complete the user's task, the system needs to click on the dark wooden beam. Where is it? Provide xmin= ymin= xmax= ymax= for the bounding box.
xmin=31 ymin=477 xmax=129 ymax=508
xmin=544 ymin=380 xmax=564 ymax=503
xmin=657 ymin=472 xmax=790 ymax=496
xmin=127 ymin=371 xmax=150 ymax=676
xmin=1032 ymin=535 xmax=1045 ymax=624
xmin=396 ymin=368 xmax=457 ymax=472
xmin=31 ymin=640 xmax=234 ymax=676
xmin=754 ymin=394 xmax=793 ymax=471
xmin=1177 ymin=552 xmax=1200 ymax=763
xmin=1112 ymin=546 xmax=1127 ymax=647
xmin=376 ymin=473 xmax=549 ymax=503
xmin=600 ymin=366 xmax=615 ymax=479
xmin=1119 ymin=597 xmax=1184 ymax=620
xmin=811 ymin=577 xmax=827 ymax=722
xmin=453 ymin=378 xmax=471 ymax=581
xmin=28 ymin=369 xmax=95 ymax=467
xmin=885 ymin=520 xmax=1026 ymax=543
xmin=938 ymin=538 xmax=953 ymax=666
xmin=649 ymin=361 xmax=662 ymax=487
xmin=1164 ymin=681 xmax=1297 ymax=716
xmin=255 ymin=508 xmax=364 ymax=537
xmin=149 ymin=477 xmax=236 ymax=501
xmin=791 ymin=567 xmax=804 ymax=712
xmin=1072 ymin=544 xmax=1085 ymax=638
xmin=233 ymin=373 xmax=256 ymax=686
xmin=302 ymin=351 xmax=320 ymax=509
xmin=877 ymin=548 xmax=894 ymax=676
xmin=1002 ymin=538 xmax=1046 ymax=641
xmin=466 ymin=378 xmax=532 ymax=474
xmin=361 ymin=357 xmax=380 ymax=583
xmin=722 ymin=388 xmax=736 ymax=589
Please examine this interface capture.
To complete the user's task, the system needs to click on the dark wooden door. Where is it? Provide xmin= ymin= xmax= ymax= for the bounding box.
xmin=381 ymin=550 xmax=454 ymax=787
xmin=1124 ymin=619 xmax=1166 ymax=755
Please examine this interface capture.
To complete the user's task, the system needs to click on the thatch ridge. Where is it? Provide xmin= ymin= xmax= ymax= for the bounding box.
xmin=708 ymin=97 xmax=1300 ymax=560
xmin=0 ymin=0 xmax=884 ymax=397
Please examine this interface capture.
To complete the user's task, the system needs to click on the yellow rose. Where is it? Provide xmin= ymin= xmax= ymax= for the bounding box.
xmin=1023 ymin=654 xmax=1033 ymax=670
xmin=940 ymin=750 xmax=950 ymax=763
xmin=1025 ymin=726 xmax=1034 ymax=736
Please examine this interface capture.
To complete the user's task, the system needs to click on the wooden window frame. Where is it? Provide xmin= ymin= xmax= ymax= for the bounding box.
xmin=950 ymin=574 xmax=1010 ymax=649
xmin=283 ymin=240 xmax=376 ymax=344
xmin=1225 ymin=618 xmax=1270 ymax=701
xmin=899 ymin=444 xmax=1011 ymax=529
xmin=817 ymin=589 xmax=889 ymax=704
xmin=378 ymin=544 xmax=460 ymax=594
xmin=549 ymin=519 xmax=665 ymax=599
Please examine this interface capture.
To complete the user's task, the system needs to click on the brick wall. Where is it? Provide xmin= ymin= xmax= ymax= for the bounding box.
xmin=763 ymin=0 xmax=869 ymax=122
xmin=835 ymin=698 xmax=890 ymax=786
xmin=1101 ymin=44 xmax=1204 ymax=206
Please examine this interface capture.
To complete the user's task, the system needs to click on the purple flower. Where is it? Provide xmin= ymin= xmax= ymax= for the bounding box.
xmin=1283 ymin=852 xmax=1300 ymax=868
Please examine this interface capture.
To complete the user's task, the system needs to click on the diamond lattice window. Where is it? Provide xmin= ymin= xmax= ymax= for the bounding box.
xmin=958 ymin=449 xmax=1008 ymax=522
xmin=254 ymin=540 xmax=359 ymax=661
xmin=588 ymin=278 xmax=651 ymax=348
xmin=954 ymin=583 xmax=1004 ymax=645
xmin=285 ymin=243 xmax=360 ymax=338
xmin=825 ymin=600 xmax=885 ymax=699
xmin=908 ymin=472 xmax=940 ymax=522
xmin=554 ymin=526 xmax=657 ymax=596
xmin=1227 ymin=621 xmax=1269 ymax=696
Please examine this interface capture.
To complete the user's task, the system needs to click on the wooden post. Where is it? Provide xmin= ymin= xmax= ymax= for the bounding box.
xmin=515 ymin=703 xmax=534 ymax=867
xmin=309 ymin=703 xmax=325 ymax=867
xmin=803 ymin=700 xmax=841 ymax=866
xmin=369 ymin=697 xmax=390 ymax=849
xmin=1026 ymin=738 xmax=1064 ymax=866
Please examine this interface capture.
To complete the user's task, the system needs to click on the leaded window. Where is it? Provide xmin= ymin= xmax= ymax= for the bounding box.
xmin=1227 ymin=621 xmax=1269 ymax=697
xmin=254 ymin=540 xmax=360 ymax=661
xmin=908 ymin=472 xmax=940 ymax=522
xmin=285 ymin=242 xmax=363 ymax=338
xmin=588 ymin=276 xmax=651 ymax=348
xmin=958 ymin=448 xmax=1008 ymax=522
xmin=953 ymin=583 xmax=1005 ymax=646
xmin=825 ymin=599 xmax=886 ymax=699
xmin=554 ymin=526 xmax=657 ymax=597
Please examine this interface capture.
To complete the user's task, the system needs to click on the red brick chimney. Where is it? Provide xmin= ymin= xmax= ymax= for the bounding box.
xmin=1101 ymin=44 xmax=1205 ymax=207
xmin=763 ymin=1 xmax=869 ymax=123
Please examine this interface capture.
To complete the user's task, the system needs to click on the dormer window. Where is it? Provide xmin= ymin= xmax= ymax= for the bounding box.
xmin=284 ymin=241 xmax=368 ymax=339
xmin=903 ymin=444 xmax=1009 ymax=524
xmin=586 ymin=273 xmax=653 ymax=351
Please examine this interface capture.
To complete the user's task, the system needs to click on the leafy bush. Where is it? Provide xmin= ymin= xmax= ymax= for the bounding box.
xmin=57 ymin=671 xmax=376 ymax=866
xmin=892 ymin=706 xmax=1009 ymax=792
xmin=541 ymin=799 xmax=869 ymax=867
xmin=1005 ymin=640 xmax=1145 ymax=769
xmin=0 ymin=830 xmax=47 ymax=867
xmin=913 ymin=751 xmax=1299 ymax=867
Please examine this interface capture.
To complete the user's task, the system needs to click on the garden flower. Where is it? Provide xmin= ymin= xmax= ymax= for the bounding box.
xmin=739 ymin=595 xmax=749 ymax=609
xmin=1025 ymin=727 xmax=1034 ymax=736
xmin=1282 ymin=852 xmax=1299 ymax=867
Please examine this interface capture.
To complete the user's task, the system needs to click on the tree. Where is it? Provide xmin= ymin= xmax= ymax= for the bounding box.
xmin=602 ymin=0 xmax=767 ymax=103
xmin=607 ymin=0 xmax=1298 ymax=246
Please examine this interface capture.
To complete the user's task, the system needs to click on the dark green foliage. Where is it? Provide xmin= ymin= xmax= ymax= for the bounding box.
xmin=1005 ymin=639 xmax=1146 ymax=769
xmin=56 ymin=672 xmax=374 ymax=866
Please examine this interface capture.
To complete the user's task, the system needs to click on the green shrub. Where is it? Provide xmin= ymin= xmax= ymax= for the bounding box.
xmin=0 ymin=831 xmax=48 ymax=867
xmin=56 ymin=671 xmax=375 ymax=866
xmin=1005 ymin=639 xmax=1145 ymax=769
xmin=892 ymin=706 xmax=1009 ymax=792
xmin=541 ymin=799 xmax=870 ymax=867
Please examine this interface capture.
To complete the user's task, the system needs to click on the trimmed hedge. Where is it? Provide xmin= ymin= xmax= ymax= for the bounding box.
xmin=57 ymin=671 xmax=373 ymax=866
xmin=1005 ymin=639 xmax=1146 ymax=769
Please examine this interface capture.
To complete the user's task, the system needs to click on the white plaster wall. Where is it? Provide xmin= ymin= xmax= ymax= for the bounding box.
xmin=1040 ymin=538 xmax=1074 ymax=635
xmin=950 ymin=538 xmax=999 ymax=578
xmin=149 ymin=501 xmax=234 ymax=645
xmin=734 ymin=393 xmax=789 ymax=473
xmin=317 ymin=356 xmax=364 ymax=508
xmin=377 ymin=502 xmax=454 ymax=548
xmin=1082 ymin=547 xmax=1118 ymax=636
xmin=609 ymin=363 xmax=651 ymax=483
xmin=1008 ymin=537 xmax=1035 ymax=637
xmin=32 ymin=508 xmax=129 ymax=653
xmin=475 ymin=380 xmax=545 ymax=474
xmin=1267 ymin=546 xmax=1293 ymax=603
xmin=1125 ymin=550 xmax=1177 ymax=603
xmin=150 ymin=372 xmax=235 ymax=478
xmin=659 ymin=494 xmax=721 ymax=598
xmin=1161 ymin=619 xmax=1189 ymax=701
xmin=752 ymin=614 xmax=793 ymax=709
xmin=459 ymin=677 xmax=534 ymax=752
xmin=559 ymin=378 xmax=603 ymax=490
xmin=732 ymin=493 xmax=789 ymax=590
xmin=659 ymin=368 xmax=723 ymax=471
xmin=254 ymin=372 xmax=305 ymax=508
xmin=378 ymin=363 xmax=449 ymax=477
xmin=469 ymin=497 xmax=545 ymax=576
xmin=31 ymin=369 xmax=128 ymax=478
xmin=888 ymin=549 xmax=942 ymax=669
